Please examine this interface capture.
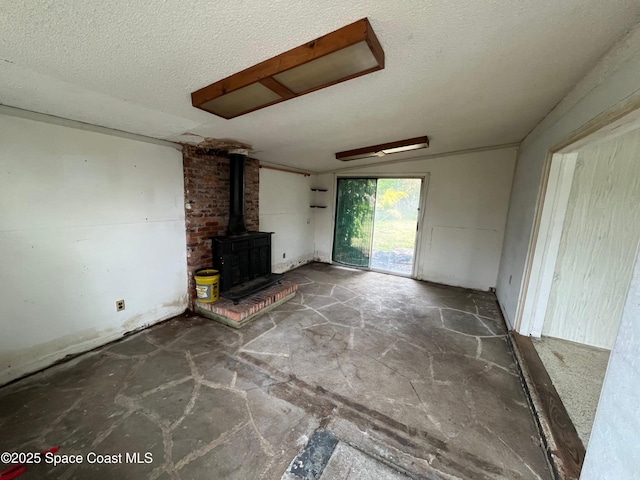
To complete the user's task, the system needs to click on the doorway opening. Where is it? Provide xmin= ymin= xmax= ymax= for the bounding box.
xmin=517 ymin=107 xmax=640 ymax=469
xmin=332 ymin=177 xmax=423 ymax=276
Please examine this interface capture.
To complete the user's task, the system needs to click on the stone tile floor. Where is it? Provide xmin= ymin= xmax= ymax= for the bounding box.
xmin=0 ymin=263 xmax=551 ymax=479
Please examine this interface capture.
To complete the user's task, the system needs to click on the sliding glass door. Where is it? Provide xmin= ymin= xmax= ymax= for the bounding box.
xmin=332 ymin=177 xmax=423 ymax=275
xmin=333 ymin=178 xmax=377 ymax=267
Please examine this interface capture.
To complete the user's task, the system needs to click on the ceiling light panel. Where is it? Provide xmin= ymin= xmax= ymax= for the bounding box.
xmin=336 ymin=136 xmax=430 ymax=161
xmin=191 ymin=18 xmax=384 ymax=119
xmin=200 ymin=83 xmax=282 ymax=119
xmin=272 ymin=41 xmax=380 ymax=94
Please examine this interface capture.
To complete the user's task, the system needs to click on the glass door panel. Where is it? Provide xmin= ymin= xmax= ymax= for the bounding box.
xmin=370 ymin=178 xmax=422 ymax=275
xmin=332 ymin=178 xmax=377 ymax=267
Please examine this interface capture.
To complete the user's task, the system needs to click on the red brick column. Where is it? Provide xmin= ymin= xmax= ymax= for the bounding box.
xmin=183 ymin=146 xmax=259 ymax=308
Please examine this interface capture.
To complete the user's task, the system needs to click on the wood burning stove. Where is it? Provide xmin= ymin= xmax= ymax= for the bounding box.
xmin=211 ymin=150 xmax=281 ymax=303
xmin=212 ymin=231 xmax=273 ymax=290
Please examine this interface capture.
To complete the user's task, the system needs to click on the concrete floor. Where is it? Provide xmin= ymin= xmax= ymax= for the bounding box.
xmin=532 ymin=336 xmax=610 ymax=447
xmin=0 ymin=263 xmax=550 ymax=479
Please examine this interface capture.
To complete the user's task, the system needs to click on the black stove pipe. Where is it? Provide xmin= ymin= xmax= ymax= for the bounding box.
xmin=227 ymin=151 xmax=248 ymax=236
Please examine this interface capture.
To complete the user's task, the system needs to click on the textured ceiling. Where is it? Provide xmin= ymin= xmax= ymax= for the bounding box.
xmin=1 ymin=1 xmax=639 ymax=172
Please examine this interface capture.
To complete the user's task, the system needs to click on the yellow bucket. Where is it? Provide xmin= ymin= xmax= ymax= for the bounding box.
xmin=194 ymin=268 xmax=220 ymax=303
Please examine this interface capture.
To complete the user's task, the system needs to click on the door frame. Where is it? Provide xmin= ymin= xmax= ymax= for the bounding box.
xmin=518 ymin=152 xmax=577 ymax=336
xmin=331 ymin=173 xmax=430 ymax=278
xmin=516 ymin=105 xmax=640 ymax=335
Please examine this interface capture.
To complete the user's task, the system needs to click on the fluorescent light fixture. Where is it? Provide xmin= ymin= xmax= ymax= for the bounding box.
xmin=335 ymin=136 xmax=430 ymax=161
xmin=192 ymin=18 xmax=384 ymax=119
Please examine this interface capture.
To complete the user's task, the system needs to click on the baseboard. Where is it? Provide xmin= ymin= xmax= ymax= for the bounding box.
xmin=0 ymin=307 xmax=187 ymax=388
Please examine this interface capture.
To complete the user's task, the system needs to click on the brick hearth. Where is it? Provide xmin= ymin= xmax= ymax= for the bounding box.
xmin=194 ymin=281 xmax=298 ymax=328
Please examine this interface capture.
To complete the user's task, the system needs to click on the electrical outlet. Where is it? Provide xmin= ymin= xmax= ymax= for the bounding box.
xmin=116 ymin=299 xmax=125 ymax=311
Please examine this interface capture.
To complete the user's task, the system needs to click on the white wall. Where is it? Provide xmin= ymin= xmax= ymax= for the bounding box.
xmin=581 ymin=242 xmax=640 ymax=479
xmin=314 ymin=147 xmax=517 ymax=290
xmin=0 ymin=113 xmax=188 ymax=385
xmin=494 ymin=22 xmax=640 ymax=479
xmin=259 ymin=168 xmax=315 ymax=273
xmin=313 ymin=172 xmax=335 ymax=263
xmin=543 ymin=129 xmax=640 ymax=348
xmin=497 ymin=23 xmax=640 ymax=328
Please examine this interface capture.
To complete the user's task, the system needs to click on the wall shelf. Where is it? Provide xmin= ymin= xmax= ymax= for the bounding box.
xmin=310 ymin=187 xmax=328 ymax=209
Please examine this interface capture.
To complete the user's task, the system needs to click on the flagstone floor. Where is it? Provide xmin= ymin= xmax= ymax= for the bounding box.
xmin=0 ymin=263 xmax=550 ymax=479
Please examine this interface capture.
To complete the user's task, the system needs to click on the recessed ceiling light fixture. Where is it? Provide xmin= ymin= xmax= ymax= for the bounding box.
xmin=191 ymin=18 xmax=384 ymax=119
xmin=335 ymin=136 xmax=430 ymax=161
